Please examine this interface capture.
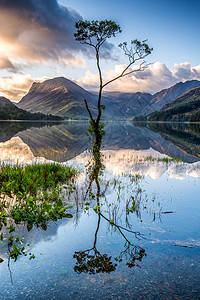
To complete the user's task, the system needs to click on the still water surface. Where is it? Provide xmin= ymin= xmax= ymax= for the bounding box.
xmin=0 ymin=121 xmax=200 ymax=299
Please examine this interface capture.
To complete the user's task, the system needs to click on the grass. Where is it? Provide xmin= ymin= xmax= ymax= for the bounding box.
xmin=144 ymin=155 xmax=182 ymax=163
xmin=0 ymin=163 xmax=77 ymax=263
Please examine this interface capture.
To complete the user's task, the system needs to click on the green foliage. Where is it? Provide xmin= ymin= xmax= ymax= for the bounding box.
xmin=0 ymin=104 xmax=62 ymax=121
xmin=190 ymin=111 xmax=200 ymax=122
xmin=133 ymin=115 xmax=147 ymax=122
xmin=119 ymin=39 xmax=153 ymax=62
xmin=85 ymin=119 xmax=106 ymax=181
xmin=0 ymin=163 xmax=76 ymax=263
xmin=143 ymin=155 xmax=182 ymax=163
xmin=148 ymin=95 xmax=200 ymax=122
xmin=9 ymin=244 xmax=25 ymax=262
xmin=0 ymin=163 xmax=76 ymax=198
xmin=74 ymin=20 xmax=121 ymax=47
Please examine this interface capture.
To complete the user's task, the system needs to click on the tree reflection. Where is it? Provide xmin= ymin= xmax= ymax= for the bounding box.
xmin=115 ymin=241 xmax=146 ymax=269
xmin=73 ymin=205 xmax=146 ymax=274
xmin=73 ymin=122 xmax=146 ymax=274
xmin=73 ymin=213 xmax=117 ymax=274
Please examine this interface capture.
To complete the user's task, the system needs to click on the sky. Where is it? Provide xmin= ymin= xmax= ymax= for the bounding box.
xmin=0 ymin=0 xmax=200 ymax=101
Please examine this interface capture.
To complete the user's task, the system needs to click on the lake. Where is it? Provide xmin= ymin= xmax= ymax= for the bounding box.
xmin=0 ymin=121 xmax=200 ymax=299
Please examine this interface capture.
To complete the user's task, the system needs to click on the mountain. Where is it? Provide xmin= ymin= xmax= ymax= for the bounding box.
xmin=0 ymin=96 xmax=15 ymax=107
xmin=142 ymin=80 xmax=200 ymax=115
xmin=148 ymin=86 xmax=200 ymax=122
xmin=161 ymin=86 xmax=200 ymax=110
xmin=17 ymin=77 xmax=99 ymax=119
xmin=17 ymin=77 xmax=126 ymax=120
xmin=103 ymin=92 xmax=152 ymax=118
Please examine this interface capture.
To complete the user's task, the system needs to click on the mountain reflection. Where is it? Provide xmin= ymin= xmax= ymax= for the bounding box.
xmin=0 ymin=137 xmax=50 ymax=164
xmin=0 ymin=121 xmax=60 ymax=143
xmin=0 ymin=121 xmax=200 ymax=164
xmin=1 ymin=122 xmax=200 ymax=179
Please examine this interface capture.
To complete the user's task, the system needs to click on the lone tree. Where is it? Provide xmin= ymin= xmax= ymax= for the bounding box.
xmin=74 ymin=20 xmax=153 ymax=125
xmin=74 ymin=19 xmax=152 ymax=139
xmin=74 ymin=20 xmax=152 ymax=190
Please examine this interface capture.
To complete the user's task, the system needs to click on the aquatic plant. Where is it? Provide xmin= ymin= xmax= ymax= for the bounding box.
xmin=0 ymin=163 xmax=76 ymax=265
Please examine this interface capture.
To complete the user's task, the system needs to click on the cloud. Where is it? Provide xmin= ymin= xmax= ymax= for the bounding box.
xmin=0 ymin=0 xmax=83 ymax=67
xmin=76 ymin=70 xmax=100 ymax=89
xmin=0 ymin=74 xmax=49 ymax=101
xmin=77 ymin=62 xmax=200 ymax=94
xmin=174 ymin=62 xmax=200 ymax=81
xmin=0 ymin=0 xmax=115 ymax=70
xmin=0 ymin=57 xmax=16 ymax=70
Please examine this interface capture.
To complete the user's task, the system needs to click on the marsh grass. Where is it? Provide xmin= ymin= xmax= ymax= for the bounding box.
xmin=144 ymin=155 xmax=182 ymax=163
xmin=0 ymin=163 xmax=77 ymax=264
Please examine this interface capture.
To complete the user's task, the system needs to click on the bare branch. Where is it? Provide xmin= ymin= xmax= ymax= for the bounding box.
xmin=102 ymin=59 xmax=149 ymax=89
xmin=99 ymin=212 xmax=145 ymax=240
xmin=84 ymin=99 xmax=94 ymax=123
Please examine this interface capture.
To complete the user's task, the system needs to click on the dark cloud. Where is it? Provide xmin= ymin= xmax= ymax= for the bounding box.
xmin=0 ymin=0 xmax=82 ymax=62
xmin=0 ymin=0 xmax=114 ymax=67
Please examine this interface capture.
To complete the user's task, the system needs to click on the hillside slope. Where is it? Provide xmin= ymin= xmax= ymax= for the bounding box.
xmin=0 ymin=96 xmax=15 ymax=107
xmin=0 ymin=96 xmax=62 ymax=121
xmin=142 ymin=80 xmax=200 ymax=115
xmin=148 ymin=86 xmax=200 ymax=122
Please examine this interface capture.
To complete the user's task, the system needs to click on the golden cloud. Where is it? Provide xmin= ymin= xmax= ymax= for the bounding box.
xmin=0 ymin=74 xmax=49 ymax=101
xmin=76 ymin=62 xmax=200 ymax=94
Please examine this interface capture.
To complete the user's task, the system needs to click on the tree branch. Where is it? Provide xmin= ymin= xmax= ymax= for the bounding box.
xmin=102 ymin=59 xmax=148 ymax=89
xmin=99 ymin=212 xmax=145 ymax=240
xmin=84 ymin=99 xmax=94 ymax=123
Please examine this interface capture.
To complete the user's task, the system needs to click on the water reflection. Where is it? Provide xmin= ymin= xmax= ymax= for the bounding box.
xmin=73 ymin=213 xmax=146 ymax=274
xmin=72 ymin=127 xmax=147 ymax=274
xmin=73 ymin=214 xmax=117 ymax=274
xmin=0 ymin=121 xmax=200 ymax=299
xmin=0 ymin=137 xmax=50 ymax=164
xmin=1 ymin=121 xmax=200 ymax=164
xmin=0 ymin=121 xmax=61 ymax=143
xmin=147 ymin=122 xmax=200 ymax=159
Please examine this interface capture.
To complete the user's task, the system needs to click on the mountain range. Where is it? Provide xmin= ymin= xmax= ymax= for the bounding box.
xmin=0 ymin=77 xmax=197 ymax=120
xmin=141 ymin=80 xmax=200 ymax=115
xmin=16 ymin=77 xmax=200 ymax=120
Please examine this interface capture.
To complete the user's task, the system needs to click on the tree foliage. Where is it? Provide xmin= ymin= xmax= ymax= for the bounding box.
xmin=74 ymin=20 xmax=121 ymax=49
